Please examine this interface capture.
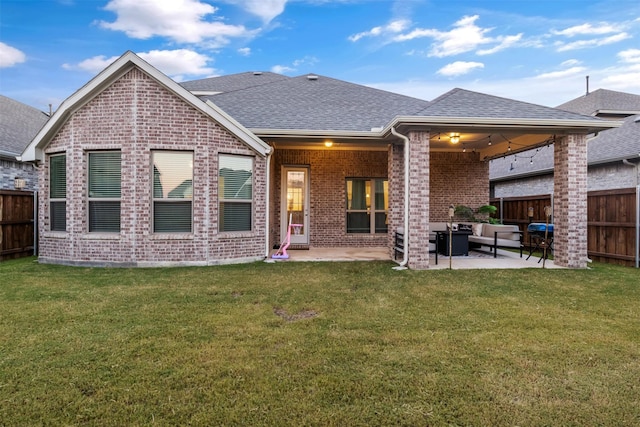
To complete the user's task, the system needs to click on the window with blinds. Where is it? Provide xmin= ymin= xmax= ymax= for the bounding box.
xmin=88 ymin=151 xmax=121 ymax=232
xmin=152 ymin=151 xmax=193 ymax=233
xmin=49 ymin=154 xmax=66 ymax=231
xmin=219 ymin=155 xmax=253 ymax=232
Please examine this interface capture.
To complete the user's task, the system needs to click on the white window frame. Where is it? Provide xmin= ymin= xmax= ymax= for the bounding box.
xmin=151 ymin=150 xmax=193 ymax=233
xmin=219 ymin=154 xmax=254 ymax=233
xmin=87 ymin=151 xmax=121 ymax=233
xmin=49 ymin=153 xmax=66 ymax=232
xmin=346 ymin=178 xmax=388 ymax=234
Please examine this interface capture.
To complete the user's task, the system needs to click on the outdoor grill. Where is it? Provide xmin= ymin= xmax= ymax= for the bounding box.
xmin=527 ymin=222 xmax=554 ymax=262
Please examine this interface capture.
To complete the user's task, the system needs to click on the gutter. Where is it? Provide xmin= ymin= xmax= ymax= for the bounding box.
xmin=390 ymin=127 xmax=410 ymax=269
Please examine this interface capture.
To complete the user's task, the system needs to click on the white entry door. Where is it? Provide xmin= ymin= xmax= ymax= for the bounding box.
xmin=281 ymin=167 xmax=309 ymax=245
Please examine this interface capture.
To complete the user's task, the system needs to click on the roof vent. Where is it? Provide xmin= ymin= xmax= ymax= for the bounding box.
xmin=307 ymin=75 xmax=318 ymax=81
xmin=253 ymin=71 xmax=263 ymax=76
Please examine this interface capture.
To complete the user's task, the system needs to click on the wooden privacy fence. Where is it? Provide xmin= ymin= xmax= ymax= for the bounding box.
xmin=491 ymin=187 xmax=639 ymax=267
xmin=0 ymin=190 xmax=35 ymax=261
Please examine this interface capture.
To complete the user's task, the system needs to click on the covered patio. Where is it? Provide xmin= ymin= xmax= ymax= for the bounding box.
xmin=268 ymin=246 xmax=563 ymax=269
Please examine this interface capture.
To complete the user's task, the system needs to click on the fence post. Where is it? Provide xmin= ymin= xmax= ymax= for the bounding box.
xmin=636 ymin=185 xmax=639 ymax=268
xmin=33 ymin=191 xmax=38 ymax=256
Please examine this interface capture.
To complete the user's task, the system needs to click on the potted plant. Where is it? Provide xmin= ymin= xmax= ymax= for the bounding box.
xmin=454 ymin=204 xmax=499 ymax=224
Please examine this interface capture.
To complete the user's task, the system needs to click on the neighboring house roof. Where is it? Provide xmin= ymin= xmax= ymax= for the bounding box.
xmin=20 ymin=51 xmax=271 ymax=162
xmin=199 ymin=73 xmax=431 ymax=132
xmin=180 ymin=72 xmax=289 ymax=94
xmin=0 ymin=95 xmax=48 ymax=159
xmin=491 ymin=89 xmax=640 ymax=181
xmin=417 ymin=88 xmax=598 ymax=122
xmin=556 ymin=89 xmax=640 ymax=117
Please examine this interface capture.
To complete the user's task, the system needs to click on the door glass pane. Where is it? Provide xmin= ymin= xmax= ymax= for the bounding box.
xmin=286 ymin=171 xmax=305 ymax=232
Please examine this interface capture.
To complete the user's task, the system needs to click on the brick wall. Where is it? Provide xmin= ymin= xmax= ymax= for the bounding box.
xmin=38 ymin=67 xmax=266 ymax=267
xmin=1 ymin=159 xmax=38 ymax=191
xmin=271 ymin=148 xmax=388 ymax=248
xmin=430 ymin=151 xmax=489 ymax=221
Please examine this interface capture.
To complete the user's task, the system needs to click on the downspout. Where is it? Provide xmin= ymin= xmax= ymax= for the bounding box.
xmin=390 ymin=127 xmax=410 ymax=268
xmin=265 ymin=148 xmax=273 ymax=259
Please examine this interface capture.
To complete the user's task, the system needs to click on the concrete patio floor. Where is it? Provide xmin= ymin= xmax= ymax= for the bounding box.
xmin=267 ymin=246 xmax=562 ymax=269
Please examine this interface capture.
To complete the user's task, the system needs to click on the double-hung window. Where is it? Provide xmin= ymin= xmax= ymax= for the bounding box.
xmin=88 ymin=151 xmax=121 ymax=232
xmin=152 ymin=151 xmax=193 ymax=233
xmin=346 ymin=178 xmax=388 ymax=234
xmin=219 ymin=155 xmax=253 ymax=232
xmin=49 ymin=154 xmax=66 ymax=231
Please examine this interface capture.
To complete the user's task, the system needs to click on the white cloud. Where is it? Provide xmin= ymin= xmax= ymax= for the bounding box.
xmin=238 ymin=47 xmax=252 ymax=56
xmin=534 ymin=66 xmax=587 ymax=80
xmin=98 ymin=0 xmax=253 ymax=45
xmin=437 ymin=61 xmax=484 ymax=77
xmin=293 ymin=56 xmax=318 ymax=67
xmin=477 ymin=33 xmax=522 ymax=55
xmin=561 ymin=59 xmax=581 ymax=67
xmin=0 ymin=42 xmax=26 ymax=68
xmin=62 ymin=49 xmax=215 ymax=78
xmin=269 ymin=56 xmax=318 ymax=75
xmin=348 ymin=19 xmax=410 ymax=42
xmin=555 ymin=32 xmax=630 ymax=52
xmin=229 ymin=0 xmax=287 ymax=23
xmin=393 ymin=15 xmax=515 ymax=58
xmin=271 ymin=65 xmax=295 ymax=74
xmin=552 ymin=22 xmax=618 ymax=37
xmin=62 ymin=55 xmax=115 ymax=72
xmin=618 ymin=48 xmax=640 ymax=63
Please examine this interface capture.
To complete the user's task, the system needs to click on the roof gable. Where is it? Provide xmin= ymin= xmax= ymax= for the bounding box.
xmin=20 ymin=51 xmax=270 ymax=162
xmin=0 ymin=95 xmax=49 ymax=158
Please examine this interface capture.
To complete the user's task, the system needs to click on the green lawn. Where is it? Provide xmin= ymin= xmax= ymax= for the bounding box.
xmin=1 ymin=257 xmax=639 ymax=426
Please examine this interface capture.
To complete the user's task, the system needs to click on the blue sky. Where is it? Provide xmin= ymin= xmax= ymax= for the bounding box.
xmin=1 ymin=0 xmax=640 ymax=112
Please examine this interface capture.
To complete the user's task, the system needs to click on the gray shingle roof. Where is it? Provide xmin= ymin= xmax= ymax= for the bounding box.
xmin=179 ymin=72 xmax=290 ymax=93
xmin=197 ymin=74 xmax=430 ymax=132
xmin=556 ymin=89 xmax=640 ymax=116
xmin=0 ymin=95 xmax=49 ymax=157
xmin=419 ymin=88 xmax=598 ymax=121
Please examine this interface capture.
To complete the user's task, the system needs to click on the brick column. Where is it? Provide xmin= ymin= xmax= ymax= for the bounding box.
xmin=407 ymin=130 xmax=430 ymax=269
xmin=553 ymin=134 xmax=588 ymax=268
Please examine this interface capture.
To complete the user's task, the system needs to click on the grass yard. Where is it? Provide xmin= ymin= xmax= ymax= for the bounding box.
xmin=1 ymin=257 xmax=639 ymax=426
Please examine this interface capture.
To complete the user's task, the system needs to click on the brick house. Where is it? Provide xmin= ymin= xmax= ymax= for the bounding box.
xmin=20 ymin=51 xmax=618 ymax=269
xmin=1 ymin=95 xmax=49 ymax=191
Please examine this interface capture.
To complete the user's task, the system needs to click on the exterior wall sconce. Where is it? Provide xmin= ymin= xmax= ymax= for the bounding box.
xmin=449 ymin=133 xmax=460 ymax=144
xmin=528 ymin=206 xmax=534 ymax=223
xmin=324 ymin=140 xmax=333 ymax=148
xmin=14 ymin=177 xmax=26 ymax=190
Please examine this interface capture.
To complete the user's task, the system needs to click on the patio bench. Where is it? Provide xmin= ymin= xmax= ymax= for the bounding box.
xmin=467 ymin=223 xmax=523 ymax=258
